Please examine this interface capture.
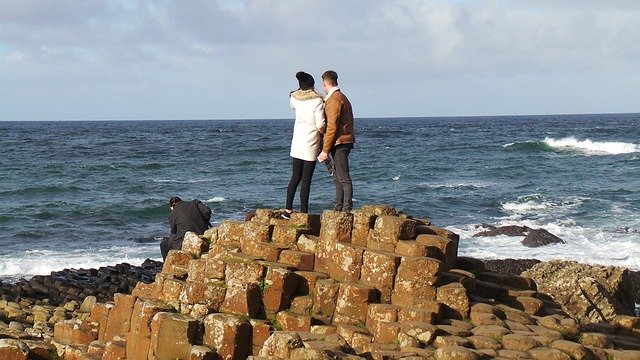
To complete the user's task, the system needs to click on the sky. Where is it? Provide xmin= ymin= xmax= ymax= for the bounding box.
xmin=1 ymin=0 xmax=639 ymax=121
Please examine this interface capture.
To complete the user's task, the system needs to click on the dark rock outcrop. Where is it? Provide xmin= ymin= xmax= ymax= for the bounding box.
xmin=521 ymin=228 xmax=565 ymax=247
xmin=522 ymin=260 xmax=635 ymax=323
xmin=473 ymin=224 xmax=532 ymax=237
xmin=483 ymin=258 xmax=542 ymax=275
xmin=473 ymin=225 xmax=566 ymax=248
xmin=0 ymin=259 xmax=162 ymax=307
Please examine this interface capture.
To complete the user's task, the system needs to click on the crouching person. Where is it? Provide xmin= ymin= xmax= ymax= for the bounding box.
xmin=160 ymin=196 xmax=212 ymax=260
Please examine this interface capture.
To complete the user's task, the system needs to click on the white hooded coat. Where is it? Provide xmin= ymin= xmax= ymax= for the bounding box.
xmin=289 ymin=89 xmax=326 ymax=161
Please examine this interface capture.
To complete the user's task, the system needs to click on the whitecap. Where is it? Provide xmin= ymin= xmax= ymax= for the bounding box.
xmin=543 ymin=137 xmax=639 ymax=155
xmin=392 ymin=176 xmax=400 ymax=181
xmin=417 ymin=181 xmax=492 ymax=190
xmin=154 ymin=178 xmax=217 ymax=184
xmin=0 ymin=244 xmax=160 ymax=279
xmin=206 ymin=196 xmax=225 ymax=203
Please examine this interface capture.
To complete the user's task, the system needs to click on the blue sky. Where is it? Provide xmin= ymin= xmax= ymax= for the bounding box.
xmin=1 ymin=0 xmax=639 ymax=120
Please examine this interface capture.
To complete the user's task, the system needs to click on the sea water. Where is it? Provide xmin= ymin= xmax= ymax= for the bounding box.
xmin=0 ymin=114 xmax=638 ymax=280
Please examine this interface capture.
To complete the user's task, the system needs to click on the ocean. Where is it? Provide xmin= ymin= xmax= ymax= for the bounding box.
xmin=1 ymin=114 xmax=638 ymax=281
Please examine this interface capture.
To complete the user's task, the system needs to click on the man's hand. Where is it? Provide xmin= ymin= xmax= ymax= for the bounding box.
xmin=317 ymin=151 xmax=328 ymax=162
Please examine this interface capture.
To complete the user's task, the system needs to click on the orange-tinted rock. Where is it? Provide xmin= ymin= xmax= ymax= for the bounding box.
xmin=189 ymin=345 xmax=217 ymax=360
xmin=241 ymin=240 xmax=285 ymax=262
xmin=0 ymin=339 xmax=28 ymax=360
xmin=162 ymin=250 xmax=194 ymax=277
xmin=295 ymin=271 xmax=329 ymax=296
xmin=54 ymin=319 xmax=98 ymax=345
xmin=372 ymin=321 xmax=402 ymax=344
xmin=276 ymin=311 xmax=312 ymax=332
xmin=296 ymin=234 xmax=318 ymax=254
xmin=366 ymin=304 xmax=399 ymax=333
xmin=425 ymin=226 xmax=460 ymax=243
xmin=202 ymin=313 xmax=251 ymax=360
xmin=329 ymin=243 xmax=365 ymax=282
xmin=289 ymin=295 xmax=314 ymax=315
xmin=242 ymin=221 xmax=273 ymax=243
xmin=131 ymin=281 xmax=158 ymax=299
xmin=272 ymin=225 xmax=309 ymax=248
xmin=130 ymin=298 xmax=173 ymax=340
xmin=391 ymin=256 xmax=441 ymax=307
xmin=360 ymin=250 xmax=401 ymax=303
xmin=278 ymin=249 xmax=315 ymax=271
xmin=394 ymin=240 xmax=429 ymax=257
xmin=433 ymin=345 xmax=479 ymax=360
xmin=225 ymin=259 xmax=265 ymax=286
xmin=314 ymin=237 xmax=336 ymax=273
xmin=262 ymin=266 xmax=299 ymax=315
xmin=159 ymin=277 xmax=186 ymax=308
xmin=312 ymin=279 xmax=340 ymax=324
xmin=415 ymin=234 xmax=457 ymax=270
xmin=366 ymin=238 xmax=398 ymax=252
xmin=361 ymin=205 xmax=400 ymax=217
xmin=437 ymin=283 xmax=470 ymax=320
xmin=250 ymin=319 xmax=273 ymax=356
xmin=90 ymin=302 xmax=113 ymax=341
xmin=179 ymin=281 xmax=226 ymax=313
xmin=220 ymin=282 xmax=263 ymax=318
xmin=182 ymin=231 xmax=209 ymax=257
xmin=369 ymin=216 xmax=417 ymax=244
xmin=351 ymin=211 xmax=377 ymax=246
xmin=148 ymin=312 xmax=199 ymax=360
xmin=103 ymin=339 xmax=127 ymax=360
xmin=203 ymin=226 xmax=218 ymax=243
xmin=217 ymin=220 xmax=245 ymax=245
xmin=258 ymin=331 xmax=304 ymax=358
xmin=126 ymin=330 xmax=152 ymax=360
xmin=289 ymin=212 xmax=321 ymax=235
xmin=334 ymin=283 xmax=381 ymax=325
xmin=398 ymin=303 xmax=441 ymax=324
xmin=320 ymin=210 xmax=353 ymax=244
xmin=103 ymin=293 xmax=137 ymax=341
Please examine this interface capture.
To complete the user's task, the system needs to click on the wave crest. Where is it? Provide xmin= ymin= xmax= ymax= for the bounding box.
xmin=505 ymin=137 xmax=639 ymax=155
xmin=544 ymin=137 xmax=639 ymax=155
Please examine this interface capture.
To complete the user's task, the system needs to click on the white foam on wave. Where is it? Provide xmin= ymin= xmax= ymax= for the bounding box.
xmin=206 ymin=196 xmax=225 ymax=203
xmin=154 ymin=178 xmax=218 ymax=184
xmin=543 ymin=137 xmax=639 ymax=155
xmin=451 ymin=197 xmax=640 ymax=271
xmin=418 ymin=180 xmax=493 ymax=190
xmin=0 ymin=243 xmax=161 ymax=280
xmin=501 ymin=194 xmax=588 ymax=219
xmin=451 ymin=220 xmax=640 ymax=270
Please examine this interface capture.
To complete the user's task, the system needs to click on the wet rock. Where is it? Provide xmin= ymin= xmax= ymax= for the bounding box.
xmin=522 ymin=228 xmax=565 ymax=247
xmin=473 ymin=224 xmax=532 ymax=237
xmin=523 ymin=260 xmax=635 ymax=323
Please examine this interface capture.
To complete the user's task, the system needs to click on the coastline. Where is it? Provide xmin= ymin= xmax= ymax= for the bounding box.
xmin=1 ymin=205 xmax=640 ymax=358
xmin=2 ymin=257 xmax=638 ymax=310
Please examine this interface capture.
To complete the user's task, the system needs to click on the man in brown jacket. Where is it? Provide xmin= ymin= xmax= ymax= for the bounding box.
xmin=317 ymin=70 xmax=355 ymax=212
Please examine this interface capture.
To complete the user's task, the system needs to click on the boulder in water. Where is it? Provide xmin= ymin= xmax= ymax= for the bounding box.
xmin=521 ymin=228 xmax=565 ymax=247
xmin=473 ymin=224 xmax=532 ymax=237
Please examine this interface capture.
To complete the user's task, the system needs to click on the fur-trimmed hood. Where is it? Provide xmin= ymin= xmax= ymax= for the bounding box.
xmin=290 ymin=89 xmax=323 ymax=101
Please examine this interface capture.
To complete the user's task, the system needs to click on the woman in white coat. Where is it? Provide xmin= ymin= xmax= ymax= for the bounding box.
xmin=284 ymin=71 xmax=326 ymax=216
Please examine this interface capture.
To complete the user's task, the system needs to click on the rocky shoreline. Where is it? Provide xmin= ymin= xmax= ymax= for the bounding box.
xmin=0 ymin=207 xmax=639 ymax=359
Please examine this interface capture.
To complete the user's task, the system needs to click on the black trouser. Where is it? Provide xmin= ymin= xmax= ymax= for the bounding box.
xmin=286 ymin=157 xmax=317 ymax=213
xmin=331 ymin=143 xmax=353 ymax=212
xmin=160 ymin=235 xmax=182 ymax=261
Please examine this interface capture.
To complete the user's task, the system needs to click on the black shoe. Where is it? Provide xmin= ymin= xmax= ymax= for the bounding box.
xmin=281 ymin=211 xmax=292 ymax=220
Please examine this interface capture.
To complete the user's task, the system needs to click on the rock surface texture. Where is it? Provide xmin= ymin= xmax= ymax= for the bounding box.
xmin=0 ymin=205 xmax=638 ymax=359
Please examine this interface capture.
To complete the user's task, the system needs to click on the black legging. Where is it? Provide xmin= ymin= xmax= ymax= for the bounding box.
xmin=286 ymin=157 xmax=317 ymax=213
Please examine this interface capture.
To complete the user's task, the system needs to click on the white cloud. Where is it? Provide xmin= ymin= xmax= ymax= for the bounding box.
xmin=0 ymin=0 xmax=639 ymax=120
